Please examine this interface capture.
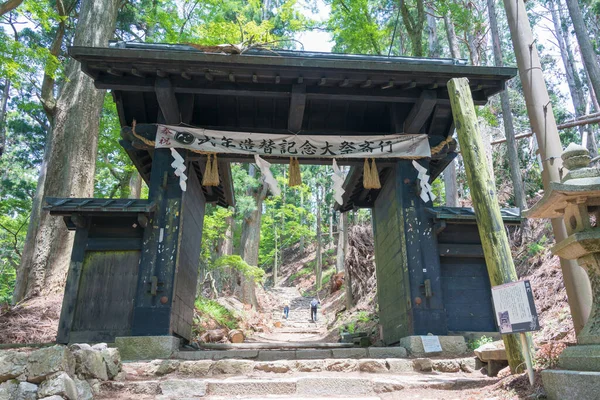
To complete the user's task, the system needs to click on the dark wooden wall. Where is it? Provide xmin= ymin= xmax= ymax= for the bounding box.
xmin=57 ymin=216 xmax=143 ymax=343
xmin=171 ymin=167 xmax=205 ymax=339
xmin=438 ymin=224 xmax=496 ymax=332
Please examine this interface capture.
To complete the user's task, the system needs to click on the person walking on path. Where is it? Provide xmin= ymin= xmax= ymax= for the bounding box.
xmin=283 ymin=302 xmax=290 ymax=319
xmin=310 ymin=297 xmax=320 ymax=322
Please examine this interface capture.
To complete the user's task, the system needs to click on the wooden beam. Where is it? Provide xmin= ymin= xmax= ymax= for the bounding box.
xmin=178 ymin=94 xmax=195 ymax=124
xmin=448 ymin=77 xmax=525 ymax=373
xmin=288 ymin=84 xmax=306 ymax=133
xmin=403 ymin=90 xmax=437 ymax=134
xmin=155 ymin=78 xmax=180 ymax=124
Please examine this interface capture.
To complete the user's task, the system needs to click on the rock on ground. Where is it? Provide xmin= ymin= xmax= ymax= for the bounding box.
xmin=0 ymin=351 xmax=28 ymax=382
xmin=15 ymin=381 xmax=38 ymax=400
xmin=26 ymin=346 xmax=75 ymax=383
xmin=38 ymin=372 xmax=78 ymax=400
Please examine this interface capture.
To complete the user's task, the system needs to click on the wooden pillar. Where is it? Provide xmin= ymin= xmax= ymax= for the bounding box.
xmin=131 ymin=78 xmax=204 ymax=340
xmin=448 ymin=77 xmax=526 ymax=372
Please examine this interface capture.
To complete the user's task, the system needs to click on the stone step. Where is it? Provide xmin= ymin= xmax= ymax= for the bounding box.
xmin=176 ymin=346 xmax=410 ymax=361
xmin=104 ymin=370 xmax=490 ymax=399
xmin=197 ymin=342 xmax=350 ymax=350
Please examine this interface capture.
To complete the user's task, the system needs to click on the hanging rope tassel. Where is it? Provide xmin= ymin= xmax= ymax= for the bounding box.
xmin=363 ymin=158 xmax=373 ymax=189
xmin=369 ymin=158 xmax=381 ymax=189
xmin=202 ymin=154 xmax=220 ymax=186
xmin=289 ymin=157 xmax=302 ymax=187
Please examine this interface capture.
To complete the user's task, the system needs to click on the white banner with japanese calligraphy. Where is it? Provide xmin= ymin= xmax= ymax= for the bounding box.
xmin=155 ymin=125 xmax=431 ymax=158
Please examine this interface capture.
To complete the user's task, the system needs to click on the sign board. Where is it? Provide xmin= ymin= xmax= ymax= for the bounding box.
xmin=155 ymin=124 xmax=432 ymax=159
xmin=491 ymin=280 xmax=539 ymax=334
xmin=420 ymin=336 xmax=442 ymax=353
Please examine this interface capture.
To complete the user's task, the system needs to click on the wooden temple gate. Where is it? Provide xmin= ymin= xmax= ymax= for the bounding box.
xmin=48 ymin=43 xmax=518 ymax=345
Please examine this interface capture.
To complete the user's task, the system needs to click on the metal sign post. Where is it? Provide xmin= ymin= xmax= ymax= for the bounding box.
xmin=491 ymin=280 xmax=540 ymax=386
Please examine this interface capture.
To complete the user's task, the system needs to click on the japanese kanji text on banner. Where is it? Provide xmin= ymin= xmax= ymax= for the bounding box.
xmin=155 ymin=125 xmax=431 ymax=158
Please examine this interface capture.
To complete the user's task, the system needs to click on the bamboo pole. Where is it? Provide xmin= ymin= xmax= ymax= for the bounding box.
xmin=448 ymin=77 xmax=527 ymax=373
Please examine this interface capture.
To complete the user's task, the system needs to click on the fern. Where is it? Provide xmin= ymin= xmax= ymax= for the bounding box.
xmin=211 ymin=255 xmax=265 ymax=283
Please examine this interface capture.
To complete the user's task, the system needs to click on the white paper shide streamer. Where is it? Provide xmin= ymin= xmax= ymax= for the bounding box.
xmin=331 ymin=159 xmax=345 ymax=206
xmin=254 ymin=154 xmax=281 ymax=196
xmin=170 ymin=148 xmax=188 ymax=191
xmin=412 ymin=160 xmax=435 ymax=203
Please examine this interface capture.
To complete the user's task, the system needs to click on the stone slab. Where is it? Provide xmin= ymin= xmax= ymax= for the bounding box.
xmin=115 ymin=336 xmax=180 ymax=361
xmin=558 ymin=344 xmax=600 ymax=372
xmin=386 ymin=359 xmax=413 ymax=373
xmin=159 ymin=379 xmax=207 ymax=398
xmin=176 ymin=350 xmax=258 ymax=360
xmin=331 ymin=348 xmax=367 ymax=359
xmin=296 ymin=377 xmax=374 ymax=396
xmin=542 ymin=369 xmax=600 ymax=400
xmin=474 ymin=345 xmax=507 ymax=362
xmin=206 ymin=378 xmax=296 ymax=396
xmin=295 ymin=349 xmax=333 ymax=359
xmin=367 ymin=347 xmax=407 ymax=359
xmin=257 ymin=350 xmax=296 ymax=361
xmin=399 ymin=336 xmax=468 ymax=358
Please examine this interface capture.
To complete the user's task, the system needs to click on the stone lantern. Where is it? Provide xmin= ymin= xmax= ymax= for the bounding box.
xmin=525 ymin=143 xmax=600 ymax=399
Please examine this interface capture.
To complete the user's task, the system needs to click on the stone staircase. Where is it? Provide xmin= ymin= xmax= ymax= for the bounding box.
xmin=99 ymin=356 xmax=488 ymax=399
xmin=251 ymin=286 xmax=328 ymax=343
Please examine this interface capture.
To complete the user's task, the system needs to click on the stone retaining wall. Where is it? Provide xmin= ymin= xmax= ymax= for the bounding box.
xmin=0 ymin=344 xmax=121 ymax=400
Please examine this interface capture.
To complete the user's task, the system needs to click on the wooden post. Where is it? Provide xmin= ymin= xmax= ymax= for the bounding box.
xmin=448 ymin=77 xmax=527 ymax=373
xmin=502 ymin=0 xmax=591 ymax=334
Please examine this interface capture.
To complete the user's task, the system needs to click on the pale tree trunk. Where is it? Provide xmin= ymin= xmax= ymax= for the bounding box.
xmin=315 ymin=186 xmax=322 ymax=290
xmin=129 ymin=171 xmax=142 ymax=199
xmin=239 ymin=165 xmax=267 ymax=308
xmin=299 ymin=190 xmax=305 ymax=254
xmin=273 ymin=212 xmax=278 ymax=286
xmin=443 ymin=11 xmax=460 ymax=207
xmin=335 ymin=212 xmax=345 ymax=273
xmin=0 ymin=79 xmax=9 ymax=158
xmin=13 ymin=0 xmax=120 ymax=302
xmin=444 ymin=161 xmax=459 ymax=206
xmin=554 ymin=0 xmax=597 ymax=156
xmin=444 ymin=13 xmax=461 ymax=59
xmin=344 ymin=214 xmax=353 ymax=309
xmin=467 ymin=30 xmax=480 ymax=66
xmin=565 ymin=0 xmax=600 ymax=107
xmin=487 ymin=0 xmax=527 ymax=214
xmin=328 ymin=210 xmax=333 ymax=244
xmin=427 ymin=7 xmax=439 ymax=58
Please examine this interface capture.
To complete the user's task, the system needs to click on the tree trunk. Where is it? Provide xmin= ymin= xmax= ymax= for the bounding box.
xmin=449 ymin=77 xmax=527 ymax=373
xmin=554 ymin=0 xmax=597 ymax=156
xmin=13 ymin=0 xmax=120 ymax=302
xmin=336 ymin=211 xmax=345 ymax=273
xmin=0 ymin=79 xmax=10 ymax=158
xmin=443 ymin=11 xmax=460 ymax=206
xmin=315 ymin=186 xmax=322 ymax=290
xmin=502 ymin=0 xmax=592 ymax=334
xmin=129 ymin=171 xmax=142 ymax=199
xmin=239 ymin=165 xmax=267 ymax=308
xmin=344 ymin=215 xmax=353 ymax=309
xmin=299 ymin=189 xmax=305 ymax=254
xmin=565 ymin=0 xmax=600 ymax=110
xmin=444 ymin=13 xmax=461 ymax=59
xmin=444 ymin=160 xmax=459 ymax=206
xmin=426 ymin=6 xmax=439 ymax=58
xmin=487 ymin=0 xmax=527 ymax=213
xmin=273 ymin=219 xmax=278 ymax=286
xmin=0 ymin=0 xmax=23 ymax=16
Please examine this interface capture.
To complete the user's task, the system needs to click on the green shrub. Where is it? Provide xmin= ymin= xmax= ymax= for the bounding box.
xmin=290 ymin=267 xmax=312 ymax=282
xmin=356 ymin=311 xmax=371 ymax=323
xmin=211 ymin=255 xmax=265 ymax=283
xmin=467 ymin=335 xmax=494 ymax=351
xmin=321 ymin=268 xmax=336 ymax=286
xmin=194 ymin=297 xmax=239 ymax=330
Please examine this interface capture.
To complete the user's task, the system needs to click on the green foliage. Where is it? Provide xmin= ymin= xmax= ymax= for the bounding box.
xmin=321 ymin=267 xmax=336 ymax=286
xmin=356 ymin=311 xmax=371 ymax=323
xmin=467 ymin=335 xmax=494 ymax=351
xmin=212 ymin=255 xmax=265 ymax=283
xmin=527 ymin=236 xmax=548 ymax=256
xmin=194 ymin=297 xmax=239 ymax=330
xmin=201 ymin=206 xmax=234 ymax=266
xmin=290 ymin=267 xmax=312 ymax=282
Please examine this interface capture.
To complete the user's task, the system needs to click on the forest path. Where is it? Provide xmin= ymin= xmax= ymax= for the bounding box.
xmin=251 ymin=286 xmax=330 ymax=343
